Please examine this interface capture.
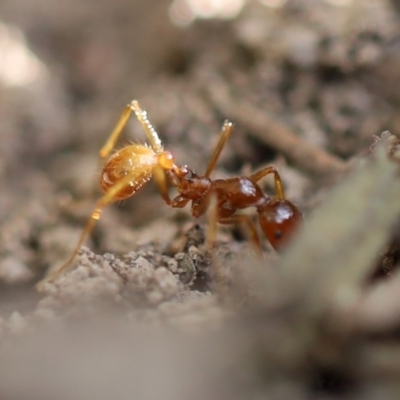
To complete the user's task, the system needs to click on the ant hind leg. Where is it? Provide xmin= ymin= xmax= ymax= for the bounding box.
xmin=36 ymin=173 xmax=143 ymax=290
xmin=100 ymin=102 xmax=136 ymax=158
xmin=219 ymin=215 xmax=261 ymax=254
xmin=250 ymin=166 xmax=285 ymax=199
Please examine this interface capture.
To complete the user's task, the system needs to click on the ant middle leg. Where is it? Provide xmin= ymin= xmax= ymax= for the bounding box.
xmin=250 ymin=166 xmax=285 ymax=199
xmin=205 ymin=194 xmax=228 ymax=290
xmin=205 ymin=194 xmax=219 ymax=250
xmin=204 ymin=120 xmax=234 ymax=178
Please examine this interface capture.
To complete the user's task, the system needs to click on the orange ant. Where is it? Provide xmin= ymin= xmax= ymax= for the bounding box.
xmin=39 ymin=100 xmax=302 ymax=287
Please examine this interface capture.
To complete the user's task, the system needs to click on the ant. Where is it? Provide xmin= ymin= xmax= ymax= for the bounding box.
xmin=39 ymin=100 xmax=302 ymax=287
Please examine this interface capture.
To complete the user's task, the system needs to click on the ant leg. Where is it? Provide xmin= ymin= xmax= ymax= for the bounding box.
xmin=170 ymin=195 xmax=190 ymax=208
xmin=205 ymin=201 xmax=261 ymax=293
xmin=205 ymin=194 xmax=227 ymax=291
xmin=152 ymin=165 xmax=172 ymax=205
xmin=250 ymin=166 xmax=285 ymax=199
xmin=205 ymin=194 xmax=219 ymax=249
xmin=37 ymin=173 xmax=144 ymax=289
xmin=219 ymin=215 xmax=261 ymax=253
xmin=100 ymin=102 xmax=136 ymax=158
xmin=152 ymin=165 xmax=190 ymax=208
xmin=204 ymin=121 xmax=234 ymax=178
xmin=100 ymin=100 xmax=163 ymax=158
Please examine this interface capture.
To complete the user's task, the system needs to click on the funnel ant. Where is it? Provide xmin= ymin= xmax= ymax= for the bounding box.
xmin=39 ymin=100 xmax=302 ymax=287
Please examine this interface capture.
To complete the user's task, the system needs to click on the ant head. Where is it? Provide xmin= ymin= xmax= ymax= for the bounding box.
xmin=171 ymin=165 xmax=192 ymax=179
xmin=168 ymin=165 xmax=211 ymax=199
xmin=171 ymin=166 xmax=203 ymax=186
xmin=158 ymin=151 xmax=176 ymax=170
xmin=258 ymin=198 xmax=303 ymax=251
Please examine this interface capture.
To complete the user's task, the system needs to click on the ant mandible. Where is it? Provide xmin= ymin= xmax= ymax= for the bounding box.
xmin=40 ymin=100 xmax=302 ymax=286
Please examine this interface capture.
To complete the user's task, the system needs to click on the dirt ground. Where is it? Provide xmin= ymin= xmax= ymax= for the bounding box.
xmin=1 ymin=0 xmax=400 ymax=399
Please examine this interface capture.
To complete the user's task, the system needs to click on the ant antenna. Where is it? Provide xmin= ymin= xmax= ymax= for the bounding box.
xmin=130 ymin=101 xmax=164 ymax=154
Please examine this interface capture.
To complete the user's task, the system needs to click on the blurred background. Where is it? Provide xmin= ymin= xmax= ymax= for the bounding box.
xmin=0 ymin=0 xmax=399 ymax=399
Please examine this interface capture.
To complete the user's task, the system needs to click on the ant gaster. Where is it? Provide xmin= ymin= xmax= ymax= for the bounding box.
xmin=39 ymin=100 xmax=302 ymax=286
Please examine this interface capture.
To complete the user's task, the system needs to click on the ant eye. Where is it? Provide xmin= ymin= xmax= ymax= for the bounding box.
xmin=274 ymin=230 xmax=283 ymax=239
xmin=185 ymin=170 xmax=193 ymax=179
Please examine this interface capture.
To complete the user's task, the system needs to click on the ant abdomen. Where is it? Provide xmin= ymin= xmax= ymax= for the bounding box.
xmin=100 ymin=145 xmax=157 ymax=201
xmin=258 ymin=198 xmax=303 ymax=250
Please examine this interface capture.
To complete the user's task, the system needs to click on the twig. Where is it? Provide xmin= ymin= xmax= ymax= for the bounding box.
xmin=205 ymin=80 xmax=348 ymax=179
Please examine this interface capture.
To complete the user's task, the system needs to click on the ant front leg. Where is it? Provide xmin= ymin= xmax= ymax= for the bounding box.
xmin=153 ymin=165 xmax=190 ymax=209
xmin=250 ymin=166 xmax=285 ymax=199
xmin=202 ymin=192 xmax=261 ymax=251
